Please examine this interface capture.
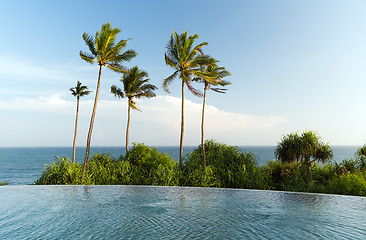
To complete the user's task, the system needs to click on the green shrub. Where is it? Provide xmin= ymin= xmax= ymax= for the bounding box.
xmin=36 ymin=144 xmax=179 ymax=186
xmin=0 ymin=181 xmax=8 ymax=186
xmin=265 ymin=160 xmax=309 ymax=192
xmin=35 ymin=157 xmax=84 ymax=185
xmin=311 ymin=162 xmax=338 ymax=185
xmin=182 ymin=140 xmax=261 ymax=189
xmin=123 ymin=143 xmax=180 ymax=186
xmin=341 ymin=158 xmax=358 ymax=173
xmin=325 ymin=173 xmax=366 ymax=196
xmin=34 ymin=141 xmax=366 ymax=197
xmin=356 ymin=155 xmax=366 ymax=171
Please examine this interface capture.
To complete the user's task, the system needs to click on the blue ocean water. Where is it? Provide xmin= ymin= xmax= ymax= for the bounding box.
xmin=0 ymin=146 xmax=360 ymax=185
xmin=0 ymin=185 xmax=365 ymax=239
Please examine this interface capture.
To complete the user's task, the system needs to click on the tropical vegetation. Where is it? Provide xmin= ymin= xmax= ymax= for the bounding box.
xmin=111 ymin=66 xmax=157 ymax=153
xmin=0 ymin=181 xmax=8 ymax=186
xmin=275 ymin=131 xmax=333 ymax=182
xmin=35 ymin=23 xmax=366 ymax=198
xmin=163 ymin=30 xmax=216 ymax=167
xmin=36 ymin=143 xmax=179 ymax=186
xmin=80 ymin=22 xmax=137 ymax=178
xmin=36 ymin=139 xmax=366 ymax=197
xmin=70 ymin=81 xmax=91 ymax=163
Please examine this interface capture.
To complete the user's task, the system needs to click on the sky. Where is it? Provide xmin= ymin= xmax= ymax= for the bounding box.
xmin=0 ymin=0 xmax=366 ymax=147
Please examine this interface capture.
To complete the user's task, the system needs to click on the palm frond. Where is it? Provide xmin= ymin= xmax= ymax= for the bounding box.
xmin=110 ymin=49 xmax=137 ymax=64
xmin=70 ymin=88 xmax=77 ymax=96
xmin=130 ymin=99 xmax=141 ymax=111
xmin=82 ymin=33 xmax=97 ymax=56
xmin=186 ymin=80 xmax=202 ymax=97
xmin=134 ymin=84 xmax=157 ymax=99
xmin=111 ymin=85 xmax=124 ymax=98
xmin=107 ymin=63 xmax=128 ymax=73
xmin=210 ymin=87 xmax=228 ymax=94
xmin=165 ymin=54 xmax=178 ymax=68
xmin=80 ymin=51 xmax=95 ymax=64
xmin=193 ymin=54 xmax=217 ymax=66
xmin=186 ymin=41 xmax=208 ymax=61
xmin=166 ymin=34 xmax=179 ymax=62
xmin=112 ymin=39 xmax=129 ymax=53
xmin=162 ymin=70 xmax=179 ymax=93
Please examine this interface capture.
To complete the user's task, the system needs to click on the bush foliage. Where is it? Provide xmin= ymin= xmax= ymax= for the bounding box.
xmin=36 ymin=140 xmax=366 ymax=197
xmin=0 ymin=181 xmax=8 ymax=186
xmin=36 ymin=143 xmax=179 ymax=186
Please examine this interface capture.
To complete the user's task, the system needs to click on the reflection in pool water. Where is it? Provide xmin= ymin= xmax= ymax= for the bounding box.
xmin=0 ymin=186 xmax=365 ymax=239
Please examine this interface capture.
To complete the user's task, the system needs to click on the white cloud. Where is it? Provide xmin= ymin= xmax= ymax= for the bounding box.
xmin=0 ymin=94 xmax=287 ymax=146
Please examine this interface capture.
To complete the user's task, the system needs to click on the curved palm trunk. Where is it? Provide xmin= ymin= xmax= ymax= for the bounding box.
xmin=126 ymin=100 xmax=131 ymax=153
xmin=72 ymin=97 xmax=80 ymax=163
xmin=179 ymin=80 xmax=185 ymax=168
xmin=201 ymin=84 xmax=208 ymax=167
xmin=306 ymin=161 xmax=313 ymax=182
xmin=83 ymin=64 xmax=103 ymax=179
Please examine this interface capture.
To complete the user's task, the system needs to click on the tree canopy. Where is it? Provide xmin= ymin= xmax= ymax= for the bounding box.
xmin=275 ymin=131 xmax=333 ymax=164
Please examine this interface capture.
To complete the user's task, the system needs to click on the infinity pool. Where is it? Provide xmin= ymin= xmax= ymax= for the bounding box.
xmin=0 ymin=186 xmax=365 ymax=239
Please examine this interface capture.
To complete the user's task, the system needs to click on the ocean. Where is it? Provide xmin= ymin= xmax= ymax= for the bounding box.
xmin=0 ymin=146 xmax=360 ymax=185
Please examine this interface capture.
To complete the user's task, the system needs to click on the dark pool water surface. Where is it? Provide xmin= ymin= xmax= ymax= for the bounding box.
xmin=0 ymin=186 xmax=365 ymax=239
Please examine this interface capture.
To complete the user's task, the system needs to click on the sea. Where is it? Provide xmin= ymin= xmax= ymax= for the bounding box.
xmin=0 ymin=146 xmax=360 ymax=185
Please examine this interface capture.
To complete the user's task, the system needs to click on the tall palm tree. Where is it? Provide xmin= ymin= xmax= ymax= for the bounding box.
xmin=80 ymin=22 xmax=137 ymax=178
xmin=70 ymin=81 xmax=91 ymax=163
xmin=164 ymin=30 xmax=216 ymax=167
xmin=111 ymin=66 xmax=157 ymax=153
xmin=196 ymin=64 xmax=231 ymax=166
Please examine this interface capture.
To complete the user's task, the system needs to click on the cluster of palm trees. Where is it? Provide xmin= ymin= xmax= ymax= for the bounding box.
xmin=164 ymin=30 xmax=231 ymax=167
xmin=71 ymin=23 xmax=231 ymax=178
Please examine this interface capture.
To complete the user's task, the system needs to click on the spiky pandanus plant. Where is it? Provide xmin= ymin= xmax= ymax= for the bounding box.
xmin=275 ymin=131 xmax=333 ymax=182
xmin=111 ymin=66 xmax=157 ymax=153
xmin=70 ymin=81 xmax=91 ymax=163
xmin=195 ymin=64 xmax=231 ymax=166
xmin=80 ymin=22 xmax=137 ymax=178
xmin=163 ymin=30 xmax=216 ymax=167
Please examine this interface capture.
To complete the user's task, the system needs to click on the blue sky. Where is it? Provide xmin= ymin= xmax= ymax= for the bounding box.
xmin=0 ymin=0 xmax=365 ymax=146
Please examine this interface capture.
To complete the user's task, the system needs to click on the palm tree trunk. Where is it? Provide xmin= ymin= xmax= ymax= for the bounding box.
xmin=83 ymin=64 xmax=103 ymax=179
xmin=179 ymin=80 xmax=185 ymax=168
xmin=201 ymin=84 xmax=208 ymax=167
xmin=126 ymin=100 xmax=131 ymax=153
xmin=306 ymin=162 xmax=313 ymax=182
xmin=72 ymin=97 xmax=80 ymax=163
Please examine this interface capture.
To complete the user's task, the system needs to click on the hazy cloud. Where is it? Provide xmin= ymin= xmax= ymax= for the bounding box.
xmin=0 ymin=95 xmax=287 ymax=146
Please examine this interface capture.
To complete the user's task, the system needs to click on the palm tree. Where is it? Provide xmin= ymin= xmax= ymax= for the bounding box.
xmin=111 ymin=66 xmax=157 ymax=153
xmin=197 ymin=64 xmax=231 ymax=166
xmin=275 ymin=131 xmax=333 ymax=182
xmin=80 ymin=22 xmax=137 ymax=178
xmin=70 ymin=81 xmax=91 ymax=163
xmin=163 ymin=30 xmax=216 ymax=167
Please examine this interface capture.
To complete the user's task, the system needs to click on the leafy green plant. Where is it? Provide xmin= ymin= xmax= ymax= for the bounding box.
xmin=0 ymin=181 xmax=8 ymax=186
xmin=35 ymin=141 xmax=366 ymax=197
xmin=36 ymin=144 xmax=179 ymax=186
xmin=182 ymin=140 xmax=260 ymax=189
xmin=325 ymin=173 xmax=366 ymax=196
xmin=275 ymin=131 xmax=333 ymax=182
xmin=341 ymin=158 xmax=358 ymax=173
xmin=35 ymin=157 xmax=84 ymax=185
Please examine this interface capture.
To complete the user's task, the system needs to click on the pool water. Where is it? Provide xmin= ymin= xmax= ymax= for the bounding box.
xmin=0 ymin=186 xmax=365 ymax=239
